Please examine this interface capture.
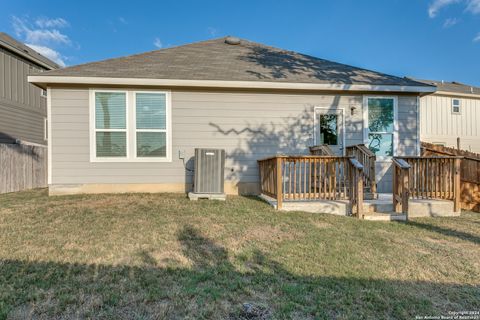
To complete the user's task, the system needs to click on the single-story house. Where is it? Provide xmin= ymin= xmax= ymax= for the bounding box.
xmin=412 ymin=79 xmax=480 ymax=153
xmin=28 ymin=36 xmax=436 ymax=196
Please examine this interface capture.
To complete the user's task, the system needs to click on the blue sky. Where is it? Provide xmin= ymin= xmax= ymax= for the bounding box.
xmin=2 ymin=0 xmax=479 ymax=85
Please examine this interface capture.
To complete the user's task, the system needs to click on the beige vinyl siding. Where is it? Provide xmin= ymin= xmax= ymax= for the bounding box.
xmin=0 ymin=46 xmax=48 ymax=144
xmin=50 ymin=87 xmax=419 ymax=193
xmin=420 ymin=94 xmax=480 ymax=152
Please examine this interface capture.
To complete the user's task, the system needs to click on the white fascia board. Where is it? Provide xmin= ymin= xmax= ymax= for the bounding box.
xmin=432 ymin=90 xmax=480 ymax=99
xmin=28 ymin=75 xmax=437 ymax=93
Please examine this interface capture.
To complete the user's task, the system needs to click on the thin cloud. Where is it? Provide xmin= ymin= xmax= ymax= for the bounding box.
xmin=429 ymin=0 xmax=480 ymax=17
xmin=118 ymin=17 xmax=127 ymax=24
xmin=11 ymin=15 xmax=72 ymax=67
xmin=474 ymin=32 xmax=480 ymax=42
xmin=443 ymin=17 xmax=459 ymax=27
xmin=207 ymin=27 xmax=218 ymax=37
xmin=429 ymin=0 xmax=460 ymax=18
xmin=12 ymin=16 xmax=70 ymax=45
xmin=26 ymin=43 xmax=66 ymax=67
xmin=153 ymin=37 xmax=162 ymax=49
xmin=35 ymin=17 xmax=69 ymax=28
xmin=26 ymin=29 xmax=70 ymax=45
xmin=466 ymin=0 xmax=480 ymax=13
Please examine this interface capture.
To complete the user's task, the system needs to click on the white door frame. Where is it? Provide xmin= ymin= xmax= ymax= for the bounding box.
xmin=313 ymin=106 xmax=346 ymax=156
xmin=362 ymin=95 xmax=398 ymax=161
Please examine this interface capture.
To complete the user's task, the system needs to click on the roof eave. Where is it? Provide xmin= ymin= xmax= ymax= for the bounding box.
xmin=28 ymin=75 xmax=436 ymax=93
xmin=0 ymin=40 xmax=58 ymax=70
xmin=432 ymin=90 xmax=480 ymax=99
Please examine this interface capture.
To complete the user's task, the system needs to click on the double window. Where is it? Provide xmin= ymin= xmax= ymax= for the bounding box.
xmin=90 ymin=90 xmax=171 ymax=162
xmin=365 ymin=97 xmax=397 ymax=158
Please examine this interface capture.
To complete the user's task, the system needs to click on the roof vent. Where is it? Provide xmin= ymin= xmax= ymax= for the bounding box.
xmin=225 ymin=36 xmax=241 ymax=45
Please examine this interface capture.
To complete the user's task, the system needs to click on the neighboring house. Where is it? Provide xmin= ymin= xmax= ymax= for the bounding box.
xmin=0 ymin=32 xmax=60 ymax=145
xmin=414 ymin=79 xmax=480 ymax=153
xmin=28 ymin=36 xmax=435 ymax=195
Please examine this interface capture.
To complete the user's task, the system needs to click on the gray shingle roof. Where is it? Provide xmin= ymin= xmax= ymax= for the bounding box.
xmin=412 ymin=78 xmax=480 ymax=96
xmin=38 ymin=37 xmax=430 ymax=87
xmin=0 ymin=32 xmax=60 ymax=70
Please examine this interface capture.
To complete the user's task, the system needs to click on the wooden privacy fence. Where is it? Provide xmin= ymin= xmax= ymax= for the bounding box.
xmin=258 ymin=155 xmax=364 ymax=217
xmin=393 ymin=156 xmax=462 ymax=215
xmin=346 ymin=144 xmax=377 ymax=195
xmin=0 ymin=143 xmax=47 ymax=193
xmin=421 ymin=142 xmax=480 ymax=212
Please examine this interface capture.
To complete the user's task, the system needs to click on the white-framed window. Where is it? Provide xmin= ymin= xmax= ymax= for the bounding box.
xmin=452 ymin=98 xmax=461 ymax=114
xmin=89 ymin=89 xmax=172 ymax=162
xmin=41 ymin=89 xmax=47 ymax=98
xmin=364 ymin=96 xmax=398 ymax=159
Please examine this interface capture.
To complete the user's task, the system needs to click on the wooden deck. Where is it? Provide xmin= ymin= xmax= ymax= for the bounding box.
xmin=258 ymin=144 xmax=465 ymax=219
xmin=258 ymin=155 xmax=365 ymax=217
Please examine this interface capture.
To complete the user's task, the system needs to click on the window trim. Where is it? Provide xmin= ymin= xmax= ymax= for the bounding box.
xmin=363 ymin=96 xmax=398 ymax=161
xmin=89 ymin=89 xmax=172 ymax=163
xmin=89 ymin=89 xmax=129 ymax=162
xmin=132 ymin=90 xmax=171 ymax=162
xmin=451 ymin=98 xmax=461 ymax=115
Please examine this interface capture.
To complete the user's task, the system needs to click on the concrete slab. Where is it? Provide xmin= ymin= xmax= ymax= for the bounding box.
xmin=363 ymin=212 xmax=407 ymax=221
xmin=409 ymin=199 xmax=459 ymax=217
xmin=188 ymin=192 xmax=226 ymax=201
xmin=258 ymin=194 xmax=349 ymax=215
xmin=258 ymin=193 xmax=459 ymax=219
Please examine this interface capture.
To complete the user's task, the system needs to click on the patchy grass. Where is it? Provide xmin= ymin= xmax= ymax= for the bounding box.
xmin=0 ymin=189 xmax=479 ymax=319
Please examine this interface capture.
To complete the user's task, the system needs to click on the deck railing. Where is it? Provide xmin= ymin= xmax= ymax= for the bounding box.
xmin=393 ymin=156 xmax=462 ymax=215
xmin=422 ymin=142 xmax=480 ymax=212
xmin=258 ymin=155 xmax=364 ymax=217
xmin=346 ymin=144 xmax=377 ymax=196
xmin=309 ymin=145 xmax=334 ymax=156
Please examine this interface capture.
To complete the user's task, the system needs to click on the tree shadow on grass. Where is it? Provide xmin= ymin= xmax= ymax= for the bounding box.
xmin=1 ymin=225 xmax=479 ymax=319
xmin=407 ymin=220 xmax=480 ymax=245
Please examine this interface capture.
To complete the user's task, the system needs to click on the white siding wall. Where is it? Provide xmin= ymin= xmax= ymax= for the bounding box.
xmin=50 ymin=88 xmax=419 ymax=194
xmin=420 ymin=94 xmax=480 ymax=152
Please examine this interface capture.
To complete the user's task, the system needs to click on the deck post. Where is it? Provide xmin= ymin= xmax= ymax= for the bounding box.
xmin=276 ymin=156 xmax=283 ymax=210
xmin=401 ymin=169 xmax=409 ymax=220
xmin=370 ymin=159 xmax=377 ymax=195
xmin=356 ymin=169 xmax=364 ymax=218
xmin=453 ymin=157 xmax=461 ymax=213
xmin=393 ymin=165 xmax=398 ymax=212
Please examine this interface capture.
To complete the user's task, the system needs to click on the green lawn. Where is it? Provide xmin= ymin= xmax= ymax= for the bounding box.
xmin=0 ymin=189 xmax=479 ymax=319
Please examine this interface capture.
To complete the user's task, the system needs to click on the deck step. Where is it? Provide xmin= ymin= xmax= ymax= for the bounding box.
xmin=363 ymin=202 xmax=393 ymax=213
xmin=363 ymin=212 xmax=407 ymax=221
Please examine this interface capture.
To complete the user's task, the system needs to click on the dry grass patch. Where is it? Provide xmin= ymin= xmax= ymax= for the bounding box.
xmin=0 ymin=189 xmax=479 ymax=319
